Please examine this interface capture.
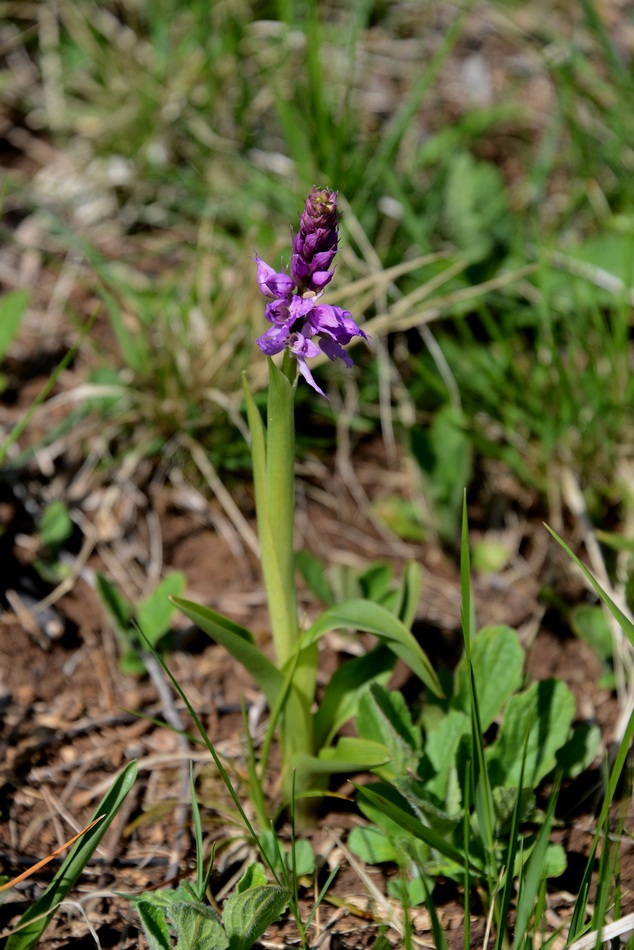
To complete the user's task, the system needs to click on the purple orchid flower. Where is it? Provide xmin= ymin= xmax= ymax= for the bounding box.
xmin=254 ymin=187 xmax=369 ymax=396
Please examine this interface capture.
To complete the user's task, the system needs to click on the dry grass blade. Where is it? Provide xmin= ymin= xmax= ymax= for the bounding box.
xmin=0 ymin=816 xmax=105 ymax=893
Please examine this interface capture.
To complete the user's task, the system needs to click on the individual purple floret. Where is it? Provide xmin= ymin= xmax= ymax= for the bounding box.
xmin=254 ymin=187 xmax=368 ymax=396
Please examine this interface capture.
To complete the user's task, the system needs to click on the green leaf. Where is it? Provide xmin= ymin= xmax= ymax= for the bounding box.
xmin=356 ymin=683 xmax=422 ymax=776
xmin=135 ymin=899 xmax=172 ymax=950
xmin=172 ymin=597 xmax=283 ymax=708
xmin=286 ymin=839 xmax=315 ymax=878
xmin=0 ymin=289 xmax=28 ymax=358
xmin=358 ymin=562 xmax=394 ymax=603
xmin=293 ymin=737 xmax=392 ymax=776
xmin=302 ymin=599 xmax=442 ymax=697
xmin=6 ymin=761 xmax=137 ymax=950
xmin=138 ymin=572 xmax=186 ymax=645
xmin=38 ymin=501 xmax=73 ymax=552
xmin=453 ymin=626 xmax=524 ymax=730
xmin=569 ymin=604 xmax=614 ymax=663
xmin=223 ymin=885 xmax=291 ymax=950
xmin=295 ymin=550 xmax=334 ymax=606
xmin=354 ymin=783 xmax=480 ymax=874
xmin=348 ymin=825 xmax=401 ymax=865
xmin=422 ymin=709 xmax=470 ymax=802
xmin=95 ymin=572 xmax=131 ymax=636
xmin=236 ymin=863 xmax=268 ymax=894
xmin=546 ymin=525 xmax=634 ymax=649
xmin=170 ymin=895 xmax=228 ymax=950
xmin=393 ymin=560 xmax=423 ymax=629
xmin=313 ymin=645 xmax=394 ymax=748
xmin=555 ymin=722 xmax=600 ymax=779
xmin=486 ymin=679 xmax=575 ymax=789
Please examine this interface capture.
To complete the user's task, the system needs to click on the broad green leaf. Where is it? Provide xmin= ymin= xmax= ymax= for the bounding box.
xmin=555 ymin=722 xmax=600 ymax=779
xmin=486 ymin=679 xmax=575 ymax=789
xmin=348 ymin=825 xmax=401 ymax=864
xmin=356 ymin=781 xmax=424 ymax=839
xmin=394 ymin=775 xmax=463 ymax=836
xmin=170 ymin=896 xmax=228 ymax=950
xmin=293 ymin=737 xmax=392 ymax=776
xmin=236 ymin=863 xmax=268 ymax=894
xmin=453 ymin=626 xmax=524 ymax=730
xmin=491 ymin=786 xmax=535 ymax=835
xmin=0 ymin=289 xmax=28 ymax=357
xmin=356 ymin=683 xmax=422 ymax=777
xmin=224 ymin=885 xmax=291 ymax=950
xmin=135 ymin=899 xmax=172 ymax=950
xmin=302 ymin=599 xmax=442 ymax=696
xmin=286 ymin=839 xmax=315 ymax=877
xmin=138 ymin=572 xmax=186 ymax=644
xmin=422 ymin=709 xmax=470 ymax=802
xmin=358 ymin=562 xmax=394 ymax=603
xmin=172 ymin=597 xmax=283 ymax=708
xmin=313 ymin=645 xmax=394 ymax=748
xmin=6 ymin=760 xmax=138 ymax=950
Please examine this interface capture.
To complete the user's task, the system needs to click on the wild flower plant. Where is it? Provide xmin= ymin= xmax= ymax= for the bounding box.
xmin=174 ymin=189 xmax=441 ymax=823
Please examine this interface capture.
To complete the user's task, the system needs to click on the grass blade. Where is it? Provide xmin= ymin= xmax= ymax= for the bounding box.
xmin=5 ymin=760 xmax=137 ymax=950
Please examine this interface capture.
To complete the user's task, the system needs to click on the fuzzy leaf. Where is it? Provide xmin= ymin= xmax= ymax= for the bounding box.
xmin=170 ymin=898 xmax=228 ymax=950
xmin=223 ymin=885 xmax=291 ymax=950
xmin=135 ymin=899 xmax=172 ymax=950
xmin=356 ymin=683 xmax=422 ymax=776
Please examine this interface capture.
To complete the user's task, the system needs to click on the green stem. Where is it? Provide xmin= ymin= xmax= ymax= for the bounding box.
xmin=256 ymin=357 xmax=318 ymax=809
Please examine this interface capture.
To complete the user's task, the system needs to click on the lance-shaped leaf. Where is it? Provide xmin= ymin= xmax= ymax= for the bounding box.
xmin=5 ymin=760 xmax=138 ymax=950
xmin=172 ymin=597 xmax=283 ymax=709
xmin=301 ymin=599 xmax=442 ymax=696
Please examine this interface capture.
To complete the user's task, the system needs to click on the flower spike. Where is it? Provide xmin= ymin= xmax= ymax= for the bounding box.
xmin=254 ymin=187 xmax=368 ymax=395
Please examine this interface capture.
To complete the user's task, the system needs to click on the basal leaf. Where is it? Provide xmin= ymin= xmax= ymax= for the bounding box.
xmin=453 ymin=625 xmax=524 ymax=730
xmin=170 ymin=898 xmax=228 ymax=950
xmin=313 ymin=645 xmax=394 ymax=748
xmin=293 ymin=737 xmax=391 ymax=776
xmin=135 ymin=899 xmax=172 ymax=950
xmin=348 ymin=825 xmax=401 ymax=865
xmin=354 ymin=783 xmax=480 ymax=874
xmin=356 ymin=683 xmax=422 ymax=776
xmin=486 ymin=679 xmax=575 ymax=789
xmin=421 ymin=709 xmax=470 ymax=802
xmin=224 ymin=885 xmax=291 ymax=950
